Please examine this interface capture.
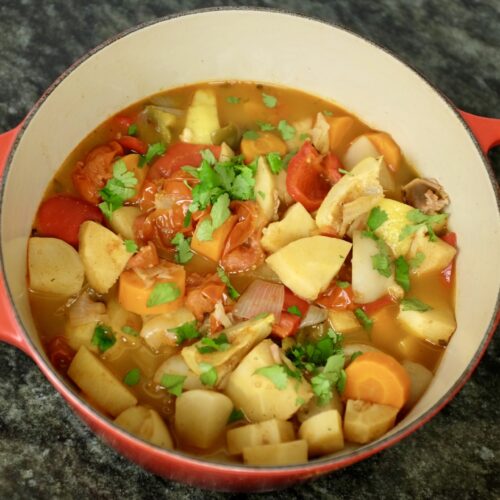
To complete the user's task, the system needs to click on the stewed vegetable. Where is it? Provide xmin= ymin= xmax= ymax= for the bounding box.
xmin=28 ymin=82 xmax=456 ymax=465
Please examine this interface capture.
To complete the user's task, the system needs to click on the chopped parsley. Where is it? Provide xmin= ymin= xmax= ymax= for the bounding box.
xmin=200 ymin=148 xmax=217 ymax=165
xmin=122 ymin=325 xmax=139 ymax=337
xmin=99 ymin=160 xmax=138 ymax=218
xmin=299 ymin=132 xmax=310 ymax=141
xmin=197 ymin=333 xmax=231 ymax=354
xmin=410 ymin=251 xmax=426 ymax=269
xmin=124 ymin=239 xmax=138 ymax=253
xmin=123 ymin=368 xmax=140 ymax=386
xmin=257 ymin=121 xmax=275 ymax=131
xmin=311 ymin=353 xmax=346 ymax=404
xmin=401 ymin=298 xmax=432 ymax=312
xmin=160 ymin=373 xmax=186 ymax=397
xmin=399 ymin=209 xmax=449 ymax=242
xmin=255 ymin=365 xmax=289 ymax=390
xmin=287 ymin=305 xmax=302 ymax=317
xmin=277 ymin=120 xmax=296 ymax=141
xmin=171 ymin=320 xmax=201 ymax=345
xmin=171 ymin=232 xmax=193 ymax=264
xmin=146 ymin=282 xmax=181 ymax=308
xmin=367 ymin=207 xmax=389 ymax=232
xmin=242 ymin=130 xmax=259 ymax=140
xmin=395 ymin=256 xmax=410 ymax=292
xmin=262 ymin=93 xmax=278 ymax=108
xmin=139 ymin=142 xmax=166 ymax=167
xmin=227 ymin=408 xmax=245 ymax=424
xmin=127 ymin=123 xmax=138 ymax=136
xmin=354 ymin=308 xmax=373 ymax=330
xmin=226 ymin=96 xmax=241 ymax=104
xmin=323 ymin=110 xmax=333 ymax=116
xmin=217 ymin=267 xmax=240 ymax=299
xmin=266 ymin=152 xmax=283 ymax=174
xmin=199 ymin=362 xmax=218 ymax=387
xmin=91 ymin=324 xmax=116 ymax=352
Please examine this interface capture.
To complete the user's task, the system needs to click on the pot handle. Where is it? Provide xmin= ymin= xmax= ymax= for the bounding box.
xmin=0 ymin=125 xmax=31 ymax=354
xmin=459 ymin=110 xmax=500 ymax=154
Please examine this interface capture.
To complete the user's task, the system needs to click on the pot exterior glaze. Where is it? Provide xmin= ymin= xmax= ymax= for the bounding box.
xmin=0 ymin=10 xmax=499 ymax=492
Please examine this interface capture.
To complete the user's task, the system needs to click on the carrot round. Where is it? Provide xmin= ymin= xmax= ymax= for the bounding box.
xmin=240 ymin=132 xmax=287 ymax=163
xmin=343 ymin=351 xmax=410 ymax=409
xmin=119 ymin=263 xmax=185 ymax=315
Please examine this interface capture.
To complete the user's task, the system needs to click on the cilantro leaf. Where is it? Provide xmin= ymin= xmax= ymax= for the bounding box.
xmin=230 ymin=166 xmax=255 ymax=200
xmin=183 ymin=211 xmax=192 ymax=228
xmin=367 ymin=207 xmax=389 ymax=232
xmin=127 ymin=124 xmax=138 ymax=136
xmin=299 ymin=132 xmax=310 ymax=141
xmin=211 ymin=193 xmax=231 ymax=229
xmin=336 ymin=280 xmax=350 ymax=289
xmin=410 ymin=251 xmax=426 ymax=269
xmin=282 ymin=149 xmax=298 ymax=169
xmin=243 ymin=130 xmax=259 ymax=140
xmin=287 ymin=305 xmax=302 ymax=317
xmin=395 ymin=256 xmax=410 ymax=292
xmin=400 ymin=209 xmax=449 ymax=242
xmin=255 ymin=365 xmax=289 ymax=390
xmin=91 ymin=324 xmax=116 ymax=352
xmin=196 ymin=218 xmax=215 ymax=241
xmin=227 ymin=408 xmax=245 ymax=424
xmin=139 ymin=142 xmax=166 ymax=167
xmin=401 ymin=298 xmax=432 ymax=312
xmin=200 ymin=148 xmax=217 ymax=165
xmin=199 ymin=362 xmax=218 ymax=387
xmin=354 ymin=308 xmax=373 ymax=330
xmin=257 ymin=121 xmax=275 ymax=131
xmin=171 ymin=320 xmax=201 ymax=345
xmin=214 ymin=162 xmax=236 ymax=191
xmin=122 ymin=325 xmax=139 ymax=337
xmin=311 ymin=353 xmax=347 ymax=404
xmin=171 ymin=232 xmax=193 ymax=264
xmin=197 ymin=333 xmax=231 ymax=354
xmin=160 ymin=373 xmax=186 ymax=397
xmin=323 ymin=110 xmax=333 ymax=116
xmin=338 ymin=168 xmax=352 ymax=176
xmin=266 ymin=152 xmax=283 ymax=174
xmin=226 ymin=96 xmax=240 ymax=104
xmin=146 ymin=283 xmax=181 ymax=308
xmin=371 ymin=238 xmax=392 ymax=278
xmin=217 ymin=267 xmax=240 ymax=299
xmin=350 ymin=351 xmax=363 ymax=362
xmin=262 ymin=93 xmax=277 ymax=108
xmin=124 ymin=239 xmax=138 ymax=253
xmin=258 ymin=190 xmax=266 ymax=199
xmin=277 ymin=120 xmax=296 ymax=141
xmin=123 ymin=368 xmax=140 ymax=386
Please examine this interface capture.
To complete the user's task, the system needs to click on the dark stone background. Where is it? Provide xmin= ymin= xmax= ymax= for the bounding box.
xmin=0 ymin=1 xmax=498 ymax=498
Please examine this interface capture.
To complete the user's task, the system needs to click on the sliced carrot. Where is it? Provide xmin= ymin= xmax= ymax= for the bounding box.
xmin=240 ymin=132 xmax=287 ymax=163
xmin=366 ymin=132 xmax=402 ymax=172
xmin=191 ymin=215 xmax=237 ymax=262
xmin=118 ymin=262 xmax=185 ymax=315
xmin=326 ymin=116 xmax=357 ymax=155
xmin=343 ymin=351 xmax=410 ymax=409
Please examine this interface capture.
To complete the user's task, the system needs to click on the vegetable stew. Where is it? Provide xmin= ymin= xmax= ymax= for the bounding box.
xmin=28 ymin=82 xmax=456 ymax=466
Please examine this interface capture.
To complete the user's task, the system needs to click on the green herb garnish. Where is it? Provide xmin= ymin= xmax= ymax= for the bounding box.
xmin=354 ymin=308 xmax=373 ymax=330
xmin=399 ymin=209 xmax=449 ymax=242
xmin=255 ymin=365 xmax=289 ymax=390
xmin=139 ymin=142 xmax=166 ymax=167
xmin=199 ymin=362 xmax=218 ymax=387
xmin=350 ymin=351 xmax=363 ymax=362
xmin=266 ymin=152 xmax=283 ymax=174
xmin=91 ymin=324 xmax=116 ymax=352
xmin=323 ymin=110 xmax=333 ymax=116
xmin=123 ymin=368 xmax=141 ymax=386
xmin=227 ymin=408 xmax=245 ymax=424
xmin=287 ymin=305 xmax=302 ymax=317
xmin=122 ymin=325 xmax=139 ymax=337
xmin=127 ymin=124 xmax=138 ymax=136
xmin=277 ymin=120 xmax=296 ymax=141
xmin=299 ymin=132 xmax=310 ymax=141
xmin=197 ymin=333 xmax=231 ymax=354
xmin=146 ymin=283 xmax=181 ymax=308
xmin=367 ymin=207 xmax=389 ymax=232
xmin=371 ymin=238 xmax=392 ymax=278
xmin=171 ymin=232 xmax=193 ymax=264
xmin=311 ymin=353 xmax=346 ymax=404
xmin=217 ymin=267 xmax=240 ymax=299
xmin=124 ymin=239 xmax=138 ymax=253
xmin=257 ymin=121 xmax=275 ymax=131
xmin=410 ymin=251 xmax=426 ymax=269
xmin=160 ymin=373 xmax=186 ymax=397
xmin=336 ymin=280 xmax=350 ymax=289
xmin=99 ymin=160 xmax=138 ymax=218
xmin=401 ymin=298 xmax=432 ymax=312
xmin=338 ymin=168 xmax=352 ymax=176
xmin=243 ymin=130 xmax=259 ymax=140
xmin=262 ymin=93 xmax=277 ymax=108
xmin=226 ymin=96 xmax=241 ymax=104
xmin=171 ymin=320 xmax=201 ymax=345
xmin=395 ymin=256 xmax=410 ymax=292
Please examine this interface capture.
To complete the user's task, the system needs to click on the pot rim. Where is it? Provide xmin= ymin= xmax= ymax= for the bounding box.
xmin=1 ymin=6 xmax=499 ymax=477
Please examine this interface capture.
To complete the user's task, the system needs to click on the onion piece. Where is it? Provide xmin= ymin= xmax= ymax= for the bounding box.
xmin=233 ymin=279 xmax=284 ymax=322
xmin=213 ymin=301 xmax=232 ymax=328
xmin=299 ymin=305 xmax=328 ymax=328
xmin=68 ymin=292 xmax=107 ymax=326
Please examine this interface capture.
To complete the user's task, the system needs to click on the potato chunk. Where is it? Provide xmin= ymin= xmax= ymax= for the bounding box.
xmin=65 ymin=321 xmax=99 ymax=353
xmin=261 ymin=203 xmax=317 ymax=254
xmin=67 ymin=346 xmax=137 ymax=417
xmin=114 ymin=405 xmax=173 ymax=449
xmin=79 ymin=221 xmax=130 ymax=294
xmin=28 ymin=237 xmax=84 ymax=296
xmin=109 ymin=206 xmax=141 ymax=241
xmin=328 ymin=310 xmax=361 ymax=335
xmin=254 ymin=157 xmax=278 ymax=224
xmin=407 ymin=230 xmax=456 ymax=276
xmin=299 ymin=409 xmax=344 ymax=456
xmin=175 ymin=390 xmax=233 ymax=449
xmin=227 ymin=419 xmax=295 ymax=455
xmin=343 ymin=399 xmax=398 ymax=444
xmin=397 ymin=305 xmax=456 ymax=345
xmin=297 ymin=389 xmax=343 ymax=423
xmin=243 ymin=440 xmax=308 ymax=466
xmin=266 ymin=236 xmax=351 ymax=301
xmin=402 ymin=360 xmax=433 ymax=408
xmin=182 ymin=89 xmax=220 ymax=144
xmin=225 ymin=339 xmax=312 ymax=422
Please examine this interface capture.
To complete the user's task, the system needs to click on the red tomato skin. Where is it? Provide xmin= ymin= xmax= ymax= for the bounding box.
xmin=286 ymin=142 xmax=331 ymax=211
xmin=272 ymin=312 xmax=302 ymax=338
xmin=36 ymin=195 xmax=103 ymax=246
xmin=317 ymin=284 xmax=356 ymax=310
xmin=441 ymin=232 xmax=457 ymax=247
xmin=118 ymin=136 xmax=148 ymax=155
xmin=322 ymin=153 xmax=344 ymax=184
xmin=47 ymin=336 xmax=75 ymax=373
xmin=283 ymin=288 xmax=310 ymax=317
xmin=361 ymin=294 xmax=395 ymax=316
xmin=148 ymin=143 xmax=221 ymax=179
xmin=113 ymin=115 xmax=134 ymax=130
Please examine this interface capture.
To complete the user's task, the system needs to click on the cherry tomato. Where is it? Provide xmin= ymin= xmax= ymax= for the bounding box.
xmin=272 ymin=312 xmax=302 ymax=339
xmin=118 ymin=135 xmax=148 ymax=155
xmin=283 ymin=288 xmax=309 ymax=317
xmin=286 ymin=142 xmax=332 ymax=211
xmin=148 ymin=143 xmax=221 ymax=179
xmin=36 ymin=195 xmax=103 ymax=246
xmin=47 ymin=336 xmax=75 ymax=373
xmin=317 ymin=284 xmax=356 ymax=310
xmin=185 ymin=273 xmax=226 ymax=320
xmin=126 ymin=242 xmax=159 ymax=269
xmin=361 ymin=294 xmax=395 ymax=316
xmin=113 ymin=115 xmax=134 ymax=130
xmin=322 ymin=152 xmax=344 ymax=184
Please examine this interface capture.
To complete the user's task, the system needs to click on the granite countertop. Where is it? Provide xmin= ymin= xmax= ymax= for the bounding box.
xmin=0 ymin=1 xmax=499 ymax=498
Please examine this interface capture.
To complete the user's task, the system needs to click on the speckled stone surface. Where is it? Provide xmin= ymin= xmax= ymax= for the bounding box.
xmin=0 ymin=1 xmax=499 ymax=498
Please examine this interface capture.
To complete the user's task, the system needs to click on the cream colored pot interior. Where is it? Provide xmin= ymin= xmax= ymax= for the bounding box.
xmin=2 ymin=10 xmax=499 ymax=459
